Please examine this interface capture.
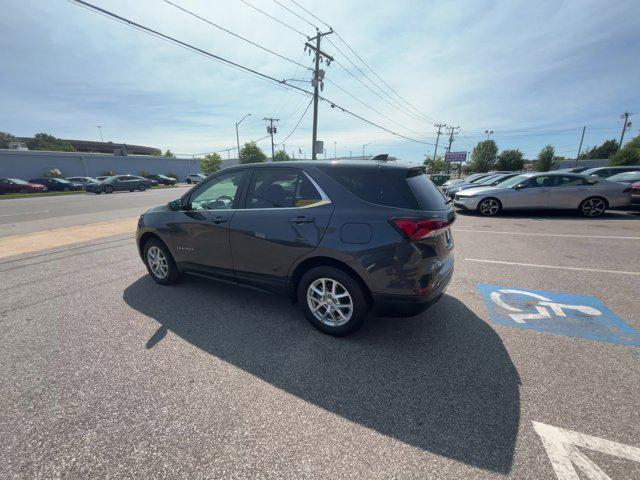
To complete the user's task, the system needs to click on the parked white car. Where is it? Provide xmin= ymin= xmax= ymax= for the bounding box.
xmin=454 ymin=172 xmax=632 ymax=217
xmin=186 ymin=173 xmax=207 ymax=184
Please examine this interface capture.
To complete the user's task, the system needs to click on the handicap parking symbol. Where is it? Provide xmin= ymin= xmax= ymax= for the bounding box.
xmin=477 ymin=283 xmax=640 ymax=347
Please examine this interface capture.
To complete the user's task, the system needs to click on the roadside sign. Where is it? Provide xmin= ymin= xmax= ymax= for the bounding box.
xmin=444 ymin=151 xmax=467 ymax=162
xmin=477 ymin=283 xmax=640 ymax=346
xmin=533 ymin=421 xmax=640 ymax=480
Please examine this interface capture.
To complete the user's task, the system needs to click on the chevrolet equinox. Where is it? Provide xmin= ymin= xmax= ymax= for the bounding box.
xmin=136 ymin=160 xmax=455 ymax=335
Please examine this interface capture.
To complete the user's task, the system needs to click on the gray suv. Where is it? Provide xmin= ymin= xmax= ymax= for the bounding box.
xmin=136 ymin=161 xmax=455 ymax=335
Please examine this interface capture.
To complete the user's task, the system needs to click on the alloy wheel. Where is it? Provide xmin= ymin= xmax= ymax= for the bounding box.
xmin=479 ymin=198 xmax=500 ymax=216
xmin=582 ymin=198 xmax=606 ymax=217
xmin=147 ymin=246 xmax=169 ymax=279
xmin=306 ymin=278 xmax=353 ymax=326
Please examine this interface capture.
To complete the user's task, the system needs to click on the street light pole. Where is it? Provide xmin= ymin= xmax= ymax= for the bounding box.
xmin=96 ymin=126 xmax=104 ymax=142
xmin=362 ymin=141 xmax=374 ymax=158
xmin=236 ymin=113 xmax=251 ymax=160
xmin=485 ymin=129 xmax=494 ymax=140
xmin=334 ymin=141 xmax=337 ymax=159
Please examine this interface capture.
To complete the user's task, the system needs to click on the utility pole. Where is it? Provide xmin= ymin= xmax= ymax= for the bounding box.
xmin=263 ymin=117 xmax=279 ymax=160
xmin=444 ymin=126 xmax=460 ymax=173
xmin=334 ymin=141 xmax=337 ymax=159
xmin=619 ymin=112 xmax=632 ymax=150
xmin=432 ymin=123 xmax=446 ymax=161
xmin=305 ymin=28 xmax=334 ymax=159
xmin=575 ymin=126 xmax=586 ymax=167
xmin=236 ymin=113 xmax=251 ymax=160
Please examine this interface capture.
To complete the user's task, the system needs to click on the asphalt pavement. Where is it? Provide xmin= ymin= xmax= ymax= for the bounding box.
xmin=0 ymin=200 xmax=639 ymax=479
xmin=0 ymin=186 xmax=190 ymax=237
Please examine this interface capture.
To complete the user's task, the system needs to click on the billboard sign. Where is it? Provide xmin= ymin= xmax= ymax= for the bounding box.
xmin=444 ymin=151 xmax=467 ymax=162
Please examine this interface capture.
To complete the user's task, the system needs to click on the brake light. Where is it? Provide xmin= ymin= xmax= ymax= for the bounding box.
xmin=623 ymin=187 xmax=633 ymax=193
xmin=389 ymin=217 xmax=450 ymax=240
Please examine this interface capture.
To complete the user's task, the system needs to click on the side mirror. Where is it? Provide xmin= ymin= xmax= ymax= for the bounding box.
xmin=513 ymin=184 xmax=526 ymax=190
xmin=168 ymin=199 xmax=187 ymax=211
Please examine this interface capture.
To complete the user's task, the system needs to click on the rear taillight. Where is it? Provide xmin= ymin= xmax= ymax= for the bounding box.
xmin=623 ymin=187 xmax=633 ymax=193
xmin=389 ymin=217 xmax=450 ymax=240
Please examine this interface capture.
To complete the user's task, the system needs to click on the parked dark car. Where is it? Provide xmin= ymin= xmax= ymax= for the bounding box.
xmin=95 ymin=176 xmax=110 ymax=182
xmin=145 ymin=174 xmax=177 ymax=185
xmin=136 ymin=161 xmax=455 ymax=336
xmin=0 ymin=178 xmax=47 ymax=194
xmin=28 ymin=178 xmax=84 ymax=192
xmin=85 ymin=175 xmax=156 ymax=194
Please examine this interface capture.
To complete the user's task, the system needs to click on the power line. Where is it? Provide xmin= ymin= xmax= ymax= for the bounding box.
xmin=327 ymin=38 xmax=429 ymax=124
xmin=67 ymin=0 xmax=434 ymax=146
xmin=286 ymin=0 xmax=438 ymax=123
xmin=239 ymin=0 xmax=309 ymax=38
xmin=272 ymin=0 xmax=316 ymax=30
xmin=276 ymin=98 xmax=313 ymax=146
xmin=164 ymin=0 xmax=311 ymax=71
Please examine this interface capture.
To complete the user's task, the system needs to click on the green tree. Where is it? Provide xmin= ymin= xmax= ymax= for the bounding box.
xmin=423 ymin=154 xmax=444 ymax=173
xmin=201 ymin=152 xmax=223 ymax=174
xmin=239 ymin=141 xmax=267 ymax=164
xmin=536 ymin=145 xmax=555 ymax=171
xmin=273 ymin=149 xmax=291 ymax=162
xmin=27 ymin=133 xmax=75 ymax=152
xmin=580 ymin=139 xmax=619 ymax=160
xmin=609 ymin=134 xmax=640 ymax=166
xmin=164 ymin=149 xmax=176 ymax=158
xmin=0 ymin=131 xmax=17 ymax=148
xmin=469 ymin=140 xmax=498 ymax=172
xmin=496 ymin=149 xmax=524 ymax=171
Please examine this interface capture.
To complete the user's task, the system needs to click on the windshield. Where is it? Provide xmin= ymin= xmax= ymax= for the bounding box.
xmin=54 ymin=178 xmax=71 ymax=183
xmin=475 ymin=174 xmax=502 ymax=185
xmin=581 ymin=168 xmax=601 ymax=176
xmin=498 ymin=174 xmax=530 ymax=188
xmin=9 ymin=178 xmax=30 ymax=185
xmin=104 ymin=176 xmax=118 ymax=183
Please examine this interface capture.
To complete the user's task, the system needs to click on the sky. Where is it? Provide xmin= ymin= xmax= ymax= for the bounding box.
xmin=1 ymin=0 xmax=639 ymax=163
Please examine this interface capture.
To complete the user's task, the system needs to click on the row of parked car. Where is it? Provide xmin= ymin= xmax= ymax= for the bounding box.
xmin=441 ymin=165 xmax=640 ymax=217
xmin=0 ymin=173 xmax=187 ymax=195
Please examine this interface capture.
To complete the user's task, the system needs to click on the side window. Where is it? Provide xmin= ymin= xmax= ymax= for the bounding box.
xmin=593 ymin=169 xmax=609 ymax=178
xmin=526 ymin=176 xmax=551 ymax=188
xmin=294 ymin=174 xmax=323 ymax=207
xmin=246 ymin=170 xmax=299 ymax=208
xmin=555 ymin=175 xmax=583 ymax=187
xmin=190 ymin=171 xmax=243 ymax=210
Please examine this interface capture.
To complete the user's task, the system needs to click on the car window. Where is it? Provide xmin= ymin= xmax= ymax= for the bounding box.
xmin=294 ymin=174 xmax=323 ymax=207
xmin=190 ymin=171 xmax=243 ymax=210
xmin=554 ymin=175 xmax=584 ymax=186
xmin=526 ymin=176 xmax=552 ymax=188
xmin=246 ymin=169 xmax=299 ymax=208
xmin=318 ymin=166 xmax=420 ymax=209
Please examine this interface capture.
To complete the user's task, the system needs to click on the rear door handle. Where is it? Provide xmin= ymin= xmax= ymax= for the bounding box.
xmin=212 ymin=216 xmax=228 ymax=224
xmin=290 ymin=215 xmax=315 ymax=224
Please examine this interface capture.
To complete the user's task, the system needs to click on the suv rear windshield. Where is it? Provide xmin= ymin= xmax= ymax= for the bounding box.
xmin=318 ymin=166 xmax=449 ymax=211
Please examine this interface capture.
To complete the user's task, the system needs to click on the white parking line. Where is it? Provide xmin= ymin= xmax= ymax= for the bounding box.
xmin=455 ymin=229 xmax=640 ymax=240
xmin=465 ymin=258 xmax=640 ymax=276
xmin=0 ymin=210 xmax=50 ymax=218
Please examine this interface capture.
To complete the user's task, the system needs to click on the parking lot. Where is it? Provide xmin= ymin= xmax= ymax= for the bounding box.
xmin=1 ymin=195 xmax=639 ymax=479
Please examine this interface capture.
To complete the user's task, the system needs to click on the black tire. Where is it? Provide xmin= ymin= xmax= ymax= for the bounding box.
xmin=579 ymin=196 xmax=608 ymax=217
xmin=477 ymin=197 xmax=502 ymax=216
xmin=104 ymin=185 xmax=114 ymax=194
xmin=19 ymin=188 xmax=28 ymax=194
xmin=139 ymin=184 xmax=147 ymax=191
xmin=186 ymin=179 xmax=192 ymax=184
xmin=142 ymin=238 xmax=180 ymax=285
xmin=297 ymin=266 xmax=369 ymax=336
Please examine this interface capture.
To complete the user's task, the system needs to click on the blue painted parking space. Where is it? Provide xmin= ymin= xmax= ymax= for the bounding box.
xmin=477 ymin=283 xmax=640 ymax=347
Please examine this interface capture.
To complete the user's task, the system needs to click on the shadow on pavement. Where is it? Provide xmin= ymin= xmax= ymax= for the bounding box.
xmin=456 ymin=208 xmax=640 ymax=221
xmin=123 ymin=275 xmax=521 ymax=474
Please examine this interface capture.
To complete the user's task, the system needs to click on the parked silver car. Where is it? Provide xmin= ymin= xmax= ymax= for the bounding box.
xmin=454 ymin=172 xmax=632 ymax=217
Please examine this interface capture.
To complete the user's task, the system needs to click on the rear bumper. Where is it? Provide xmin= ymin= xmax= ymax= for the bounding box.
xmin=372 ymin=266 xmax=454 ymax=317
